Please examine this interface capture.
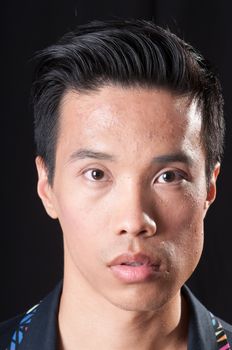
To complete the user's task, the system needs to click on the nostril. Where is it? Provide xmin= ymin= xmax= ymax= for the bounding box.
xmin=116 ymin=214 xmax=157 ymax=237
xmin=140 ymin=229 xmax=148 ymax=235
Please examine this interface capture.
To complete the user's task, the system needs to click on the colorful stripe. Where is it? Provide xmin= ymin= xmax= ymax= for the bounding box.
xmin=3 ymin=304 xmax=231 ymax=349
xmin=5 ymin=304 xmax=39 ymax=350
xmin=210 ymin=312 xmax=231 ymax=350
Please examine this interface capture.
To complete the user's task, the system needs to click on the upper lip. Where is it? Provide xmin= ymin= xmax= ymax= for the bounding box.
xmin=108 ymin=253 xmax=160 ymax=267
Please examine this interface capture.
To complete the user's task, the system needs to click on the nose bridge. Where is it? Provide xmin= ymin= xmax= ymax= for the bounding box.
xmin=113 ymin=178 xmax=157 ymax=237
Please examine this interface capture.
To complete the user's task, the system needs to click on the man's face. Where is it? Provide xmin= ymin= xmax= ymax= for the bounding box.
xmin=37 ymin=86 xmax=218 ymax=312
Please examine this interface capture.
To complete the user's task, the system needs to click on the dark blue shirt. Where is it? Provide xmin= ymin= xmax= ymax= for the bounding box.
xmin=0 ymin=283 xmax=231 ymax=349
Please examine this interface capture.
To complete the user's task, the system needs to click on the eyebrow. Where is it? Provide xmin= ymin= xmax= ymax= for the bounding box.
xmin=152 ymin=153 xmax=193 ymax=166
xmin=68 ymin=148 xmax=193 ymax=166
xmin=68 ymin=149 xmax=116 ymax=162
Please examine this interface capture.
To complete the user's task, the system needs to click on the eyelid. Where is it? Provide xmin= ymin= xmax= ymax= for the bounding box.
xmin=82 ymin=167 xmax=111 ymax=182
xmin=155 ymin=169 xmax=188 ymax=184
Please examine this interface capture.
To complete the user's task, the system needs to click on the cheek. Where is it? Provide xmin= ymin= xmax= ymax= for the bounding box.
xmin=160 ymin=190 xmax=206 ymax=276
xmin=55 ymin=192 xmax=109 ymax=259
xmin=158 ymin=181 xmax=207 ymax=232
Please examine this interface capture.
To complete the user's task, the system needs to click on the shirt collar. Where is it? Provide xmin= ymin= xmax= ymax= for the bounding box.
xmin=182 ymin=285 xmax=218 ymax=350
xmin=20 ymin=282 xmax=62 ymax=350
xmin=20 ymin=282 xmax=218 ymax=350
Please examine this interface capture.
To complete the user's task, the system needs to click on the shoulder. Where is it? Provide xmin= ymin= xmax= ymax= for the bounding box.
xmin=182 ymin=285 xmax=232 ymax=348
xmin=218 ymin=317 xmax=232 ymax=344
xmin=0 ymin=282 xmax=62 ymax=350
xmin=0 ymin=304 xmax=39 ymax=350
xmin=0 ymin=313 xmax=24 ymax=349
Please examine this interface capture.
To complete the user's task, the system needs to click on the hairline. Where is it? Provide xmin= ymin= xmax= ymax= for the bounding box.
xmin=45 ymin=83 xmax=211 ymax=187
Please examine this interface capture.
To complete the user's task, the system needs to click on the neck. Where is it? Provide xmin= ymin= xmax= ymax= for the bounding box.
xmin=58 ymin=272 xmax=189 ymax=350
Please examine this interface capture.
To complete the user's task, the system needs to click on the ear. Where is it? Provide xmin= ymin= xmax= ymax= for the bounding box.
xmin=35 ymin=156 xmax=58 ymax=219
xmin=204 ymin=162 xmax=220 ymax=211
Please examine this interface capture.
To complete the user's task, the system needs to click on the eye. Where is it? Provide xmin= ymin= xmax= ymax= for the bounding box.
xmin=156 ymin=170 xmax=185 ymax=184
xmin=84 ymin=168 xmax=108 ymax=181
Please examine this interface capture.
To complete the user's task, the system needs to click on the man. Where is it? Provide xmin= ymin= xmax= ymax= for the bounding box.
xmin=0 ymin=19 xmax=231 ymax=350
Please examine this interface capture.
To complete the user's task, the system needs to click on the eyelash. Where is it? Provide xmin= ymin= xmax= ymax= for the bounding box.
xmin=83 ymin=168 xmax=109 ymax=182
xmin=156 ymin=170 xmax=187 ymax=184
xmin=82 ymin=168 xmax=187 ymax=184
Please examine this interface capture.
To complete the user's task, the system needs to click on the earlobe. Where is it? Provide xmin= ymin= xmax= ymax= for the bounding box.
xmin=35 ymin=156 xmax=58 ymax=219
xmin=204 ymin=163 xmax=220 ymax=210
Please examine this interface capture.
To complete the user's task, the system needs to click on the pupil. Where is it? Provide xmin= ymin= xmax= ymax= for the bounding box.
xmin=163 ymin=172 xmax=175 ymax=182
xmin=92 ymin=169 xmax=104 ymax=180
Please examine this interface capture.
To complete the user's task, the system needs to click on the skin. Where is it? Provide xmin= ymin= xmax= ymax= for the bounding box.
xmin=36 ymin=86 xmax=219 ymax=350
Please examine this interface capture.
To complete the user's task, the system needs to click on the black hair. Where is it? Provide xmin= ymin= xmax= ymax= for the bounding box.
xmin=32 ymin=19 xmax=224 ymax=184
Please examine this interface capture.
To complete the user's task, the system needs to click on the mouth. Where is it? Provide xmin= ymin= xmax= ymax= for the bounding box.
xmin=121 ymin=262 xmax=146 ymax=266
xmin=108 ymin=253 xmax=162 ymax=283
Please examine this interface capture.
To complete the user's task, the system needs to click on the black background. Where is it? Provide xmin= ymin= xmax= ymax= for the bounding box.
xmin=2 ymin=0 xmax=232 ymax=323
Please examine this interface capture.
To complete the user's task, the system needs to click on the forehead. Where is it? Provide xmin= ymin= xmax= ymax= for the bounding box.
xmin=57 ymin=86 xmax=203 ymax=161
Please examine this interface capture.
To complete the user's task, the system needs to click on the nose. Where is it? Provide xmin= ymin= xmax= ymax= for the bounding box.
xmin=113 ymin=187 xmax=157 ymax=238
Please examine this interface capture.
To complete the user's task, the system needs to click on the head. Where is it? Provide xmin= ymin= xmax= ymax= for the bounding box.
xmin=33 ymin=20 xmax=224 ymax=313
xmin=32 ymin=19 xmax=224 ymax=186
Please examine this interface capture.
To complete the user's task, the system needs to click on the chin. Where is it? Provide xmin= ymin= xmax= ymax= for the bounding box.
xmin=105 ymin=284 xmax=177 ymax=312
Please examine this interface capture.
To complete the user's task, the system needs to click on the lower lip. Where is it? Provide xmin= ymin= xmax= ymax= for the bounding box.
xmin=110 ymin=264 xmax=160 ymax=283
